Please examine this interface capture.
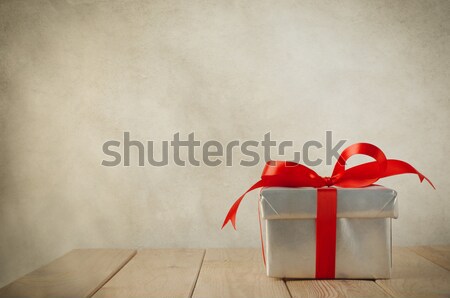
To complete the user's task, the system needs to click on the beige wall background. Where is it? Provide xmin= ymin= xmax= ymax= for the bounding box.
xmin=1 ymin=0 xmax=449 ymax=287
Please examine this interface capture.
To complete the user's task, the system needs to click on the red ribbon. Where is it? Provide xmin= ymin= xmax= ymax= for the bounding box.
xmin=316 ymin=188 xmax=337 ymax=278
xmin=222 ymin=143 xmax=434 ymax=278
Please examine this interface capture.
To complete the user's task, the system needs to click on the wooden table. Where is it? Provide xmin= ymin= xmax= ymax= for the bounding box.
xmin=0 ymin=246 xmax=449 ymax=298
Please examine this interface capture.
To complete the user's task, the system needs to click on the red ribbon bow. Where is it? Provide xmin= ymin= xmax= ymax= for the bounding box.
xmin=222 ymin=143 xmax=434 ymax=278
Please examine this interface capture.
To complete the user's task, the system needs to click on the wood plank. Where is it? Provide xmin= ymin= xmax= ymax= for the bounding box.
xmin=410 ymin=245 xmax=450 ymax=271
xmin=376 ymin=247 xmax=450 ymax=298
xmin=0 ymin=249 xmax=136 ymax=298
xmin=93 ymin=249 xmax=205 ymax=298
xmin=287 ymin=280 xmax=391 ymax=298
xmin=192 ymin=248 xmax=291 ymax=298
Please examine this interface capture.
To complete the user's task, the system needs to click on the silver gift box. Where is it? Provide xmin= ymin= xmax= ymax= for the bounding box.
xmin=260 ymin=186 xmax=398 ymax=279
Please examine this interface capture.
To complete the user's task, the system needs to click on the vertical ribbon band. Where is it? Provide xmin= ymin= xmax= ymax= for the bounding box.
xmin=316 ymin=188 xmax=337 ymax=279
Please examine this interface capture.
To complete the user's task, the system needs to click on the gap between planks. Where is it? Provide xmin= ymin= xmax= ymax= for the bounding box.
xmin=189 ymin=249 xmax=206 ymax=298
xmin=0 ymin=249 xmax=137 ymax=298
xmin=376 ymin=247 xmax=450 ymax=298
xmin=192 ymin=248 xmax=291 ymax=298
xmin=88 ymin=250 xmax=137 ymax=297
xmin=93 ymin=249 xmax=205 ymax=298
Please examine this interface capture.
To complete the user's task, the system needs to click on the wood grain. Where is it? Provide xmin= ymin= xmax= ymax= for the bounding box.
xmin=192 ymin=248 xmax=291 ymax=298
xmin=376 ymin=247 xmax=450 ymax=298
xmin=93 ymin=249 xmax=205 ymax=298
xmin=410 ymin=245 xmax=450 ymax=271
xmin=0 ymin=249 xmax=136 ymax=298
xmin=2 ymin=246 xmax=450 ymax=298
xmin=287 ymin=280 xmax=391 ymax=298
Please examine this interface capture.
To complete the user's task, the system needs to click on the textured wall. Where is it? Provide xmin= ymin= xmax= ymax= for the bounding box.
xmin=0 ymin=0 xmax=449 ymax=287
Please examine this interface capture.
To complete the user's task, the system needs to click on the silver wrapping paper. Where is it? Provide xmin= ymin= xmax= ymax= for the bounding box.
xmin=260 ymin=186 xmax=397 ymax=279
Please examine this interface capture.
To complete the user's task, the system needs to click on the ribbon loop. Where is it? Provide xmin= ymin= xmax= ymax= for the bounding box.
xmin=331 ymin=143 xmax=388 ymax=187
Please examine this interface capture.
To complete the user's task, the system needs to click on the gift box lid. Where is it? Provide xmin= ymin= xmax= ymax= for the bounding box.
xmin=260 ymin=186 xmax=398 ymax=219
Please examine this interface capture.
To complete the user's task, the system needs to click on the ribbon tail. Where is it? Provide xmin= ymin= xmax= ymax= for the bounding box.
xmin=383 ymin=160 xmax=435 ymax=189
xmin=222 ymin=180 xmax=265 ymax=230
